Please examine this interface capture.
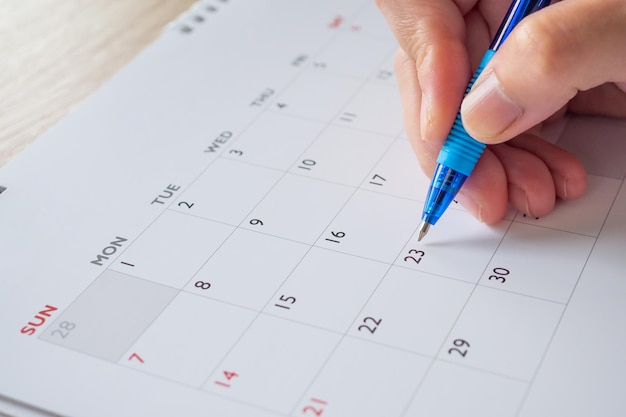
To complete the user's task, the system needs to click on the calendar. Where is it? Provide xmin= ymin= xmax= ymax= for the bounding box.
xmin=2 ymin=1 xmax=626 ymax=416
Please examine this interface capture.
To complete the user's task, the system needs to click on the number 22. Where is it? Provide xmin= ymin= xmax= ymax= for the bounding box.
xmin=358 ymin=316 xmax=382 ymax=334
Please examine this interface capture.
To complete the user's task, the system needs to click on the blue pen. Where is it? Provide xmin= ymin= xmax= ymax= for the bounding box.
xmin=417 ymin=0 xmax=552 ymax=241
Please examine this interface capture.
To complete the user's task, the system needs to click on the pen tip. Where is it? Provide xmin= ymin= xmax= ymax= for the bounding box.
xmin=417 ymin=221 xmax=431 ymax=242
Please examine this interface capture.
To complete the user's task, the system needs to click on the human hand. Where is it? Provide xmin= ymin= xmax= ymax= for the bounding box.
xmin=376 ymin=0 xmax=626 ymax=223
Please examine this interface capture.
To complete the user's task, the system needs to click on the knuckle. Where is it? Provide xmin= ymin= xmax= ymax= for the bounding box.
xmin=393 ymin=48 xmax=409 ymax=72
xmin=513 ymin=17 xmax=574 ymax=80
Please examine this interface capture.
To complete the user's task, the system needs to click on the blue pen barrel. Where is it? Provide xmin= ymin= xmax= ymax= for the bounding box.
xmin=436 ymin=49 xmax=495 ymax=176
xmin=421 ymin=50 xmax=495 ymax=226
xmin=422 ymin=165 xmax=468 ymax=225
xmin=420 ymin=0 xmax=552 ymax=232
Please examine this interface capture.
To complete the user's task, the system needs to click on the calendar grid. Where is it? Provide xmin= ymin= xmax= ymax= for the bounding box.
xmin=26 ymin=1 xmax=626 ymax=415
xmin=397 ymin=218 xmax=514 ymax=417
xmin=515 ymin=178 xmax=626 ymax=416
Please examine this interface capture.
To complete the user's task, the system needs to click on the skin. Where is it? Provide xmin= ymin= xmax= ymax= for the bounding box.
xmin=376 ymin=0 xmax=626 ymax=223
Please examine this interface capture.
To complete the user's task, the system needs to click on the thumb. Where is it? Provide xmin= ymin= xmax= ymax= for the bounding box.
xmin=460 ymin=0 xmax=626 ymax=144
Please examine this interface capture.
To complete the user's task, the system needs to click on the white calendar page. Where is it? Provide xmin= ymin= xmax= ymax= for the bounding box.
xmin=1 ymin=1 xmax=626 ymax=416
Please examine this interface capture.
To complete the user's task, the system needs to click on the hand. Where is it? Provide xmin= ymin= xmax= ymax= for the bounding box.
xmin=376 ymin=0 xmax=626 ymax=223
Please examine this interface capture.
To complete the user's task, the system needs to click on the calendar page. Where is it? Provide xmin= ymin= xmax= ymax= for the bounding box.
xmin=2 ymin=1 xmax=626 ymax=416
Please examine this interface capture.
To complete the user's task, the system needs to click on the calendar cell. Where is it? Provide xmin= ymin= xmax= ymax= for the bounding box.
xmin=296 ymin=337 xmax=430 ymax=417
xmin=292 ymin=126 xmax=392 ymax=186
xmin=406 ymin=361 xmax=527 ymax=417
xmin=264 ymin=247 xmax=388 ymax=333
xmin=242 ymin=174 xmax=353 ymax=244
xmin=557 ymin=116 xmax=626 ymax=179
xmin=315 ymin=190 xmax=420 ymax=263
xmin=519 ymin=182 xmax=626 ymax=417
xmin=172 ymin=158 xmax=282 ymax=225
xmin=224 ymin=112 xmax=325 ymax=171
xmin=541 ymin=117 xmax=568 ymax=144
xmin=110 ymin=210 xmax=234 ymax=288
xmin=270 ymin=71 xmax=361 ymax=122
xmin=368 ymin=52 xmax=396 ymax=86
xmin=396 ymin=209 xmax=510 ymax=284
xmin=311 ymin=31 xmax=394 ymax=79
xmin=121 ymin=292 xmax=255 ymax=386
xmin=203 ymin=315 xmax=340 ymax=414
xmin=187 ymin=229 xmax=309 ymax=310
xmin=348 ymin=266 xmax=473 ymax=356
xmin=360 ymin=138 xmax=428 ymax=200
xmin=334 ymin=83 xmax=403 ymax=137
xmin=503 ymin=204 xmax=519 ymax=221
xmin=351 ymin=3 xmax=396 ymax=41
xmin=515 ymin=175 xmax=621 ymax=237
xmin=439 ymin=286 xmax=564 ymax=381
xmin=40 ymin=270 xmax=177 ymax=361
xmin=479 ymin=222 xmax=595 ymax=303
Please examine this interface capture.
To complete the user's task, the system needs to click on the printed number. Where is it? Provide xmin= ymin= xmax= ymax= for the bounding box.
xmin=128 ymin=353 xmax=144 ymax=363
xmin=178 ymin=201 xmax=194 ymax=209
xmin=275 ymin=294 xmax=296 ymax=310
xmin=488 ymin=267 xmax=510 ymax=283
xmin=229 ymin=149 xmax=243 ymax=156
xmin=404 ymin=249 xmax=425 ymax=264
xmin=302 ymin=398 xmax=328 ymax=416
xmin=369 ymin=174 xmax=386 ymax=186
xmin=214 ymin=370 xmax=238 ymax=388
xmin=448 ymin=338 xmax=470 ymax=357
xmin=51 ymin=321 xmax=76 ymax=339
xmin=194 ymin=280 xmax=211 ymax=290
xmin=325 ymin=231 xmax=345 ymax=244
xmin=249 ymin=219 xmax=264 ymax=226
xmin=223 ymin=370 xmax=238 ymax=380
xmin=357 ymin=316 xmax=382 ymax=334
xmin=376 ymin=69 xmax=393 ymax=80
xmin=298 ymin=159 xmax=316 ymax=170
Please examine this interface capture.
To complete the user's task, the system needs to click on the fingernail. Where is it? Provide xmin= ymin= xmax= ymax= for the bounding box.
xmin=461 ymin=70 xmax=523 ymax=139
xmin=455 ymin=192 xmax=483 ymax=223
xmin=510 ymin=184 xmax=532 ymax=217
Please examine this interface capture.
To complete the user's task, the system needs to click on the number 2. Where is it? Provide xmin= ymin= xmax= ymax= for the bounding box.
xmin=358 ymin=316 xmax=382 ymax=334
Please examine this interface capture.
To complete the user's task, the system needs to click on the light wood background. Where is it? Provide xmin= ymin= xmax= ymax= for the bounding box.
xmin=0 ymin=0 xmax=197 ymax=167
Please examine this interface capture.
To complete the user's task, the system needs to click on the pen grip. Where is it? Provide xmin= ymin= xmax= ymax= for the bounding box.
xmin=436 ymin=50 xmax=496 ymax=176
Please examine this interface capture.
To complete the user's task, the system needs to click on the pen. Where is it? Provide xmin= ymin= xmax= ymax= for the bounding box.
xmin=417 ymin=0 xmax=552 ymax=241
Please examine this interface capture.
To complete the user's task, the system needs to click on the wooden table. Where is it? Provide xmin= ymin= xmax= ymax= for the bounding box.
xmin=0 ymin=0 xmax=196 ymax=167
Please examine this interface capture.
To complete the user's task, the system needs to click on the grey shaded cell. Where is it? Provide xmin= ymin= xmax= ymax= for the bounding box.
xmin=40 ymin=270 xmax=177 ymax=362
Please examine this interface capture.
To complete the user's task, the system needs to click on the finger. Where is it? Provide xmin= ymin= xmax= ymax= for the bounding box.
xmin=508 ymin=133 xmax=587 ymax=200
xmin=455 ymin=148 xmax=509 ymax=224
xmin=376 ymin=0 xmax=471 ymax=142
xmin=460 ymin=0 xmax=626 ymax=144
xmin=489 ymin=143 xmax=557 ymax=218
xmin=395 ymin=49 xmax=426 ymax=145
xmin=396 ymin=47 xmax=509 ymax=224
xmin=569 ymin=83 xmax=626 ymax=118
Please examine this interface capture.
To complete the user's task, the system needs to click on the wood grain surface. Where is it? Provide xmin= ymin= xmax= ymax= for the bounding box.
xmin=0 ymin=0 xmax=196 ymax=167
